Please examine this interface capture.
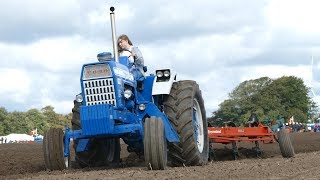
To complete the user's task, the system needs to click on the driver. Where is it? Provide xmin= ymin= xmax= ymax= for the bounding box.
xmin=117 ymin=34 xmax=145 ymax=80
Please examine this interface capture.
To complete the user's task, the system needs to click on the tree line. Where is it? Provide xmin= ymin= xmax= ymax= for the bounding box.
xmin=209 ymin=76 xmax=318 ymax=127
xmin=0 ymin=106 xmax=71 ymax=136
xmin=0 ymin=76 xmax=317 ymax=135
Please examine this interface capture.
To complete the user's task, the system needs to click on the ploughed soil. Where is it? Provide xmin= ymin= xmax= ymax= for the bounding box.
xmin=1 ymin=132 xmax=320 ymax=180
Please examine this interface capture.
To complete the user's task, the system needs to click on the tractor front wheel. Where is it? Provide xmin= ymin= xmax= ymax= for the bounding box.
xmin=43 ymin=128 xmax=70 ymax=170
xmin=144 ymin=116 xmax=167 ymax=170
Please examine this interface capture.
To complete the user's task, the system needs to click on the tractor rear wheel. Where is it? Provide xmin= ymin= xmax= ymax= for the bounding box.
xmin=277 ymin=129 xmax=295 ymax=158
xmin=71 ymin=100 xmax=121 ymax=167
xmin=43 ymin=128 xmax=70 ymax=170
xmin=163 ymin=80 xmax=209 ymax=166
xmin=144 ymin=116 xmax=167 ymax=170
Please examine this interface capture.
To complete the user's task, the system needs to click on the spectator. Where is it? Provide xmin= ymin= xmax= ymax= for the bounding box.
xmin=315 ymin=123 xmax=319 ymax=132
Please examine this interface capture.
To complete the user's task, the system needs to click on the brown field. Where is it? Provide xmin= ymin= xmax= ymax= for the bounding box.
xmin=1 ymin=132 xmax=320 ymax=179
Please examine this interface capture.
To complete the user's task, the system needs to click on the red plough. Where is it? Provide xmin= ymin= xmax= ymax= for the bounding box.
xmin=207 ymin=122 xmax=294 ymax=160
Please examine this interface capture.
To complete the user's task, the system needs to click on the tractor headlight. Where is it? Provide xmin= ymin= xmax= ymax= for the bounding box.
xmin=156 ymin=71 xmax=163 ymax=78
xmin=75 ymin=94 xmax=83 ymax=103
xmin=163 ymin=70 xmax=170 ymax=77
xmin=139 ymin=104 xmax=146 ymax=111
xmin=155 ymin=69 xmax=172 ymax=82
xmin=124 ymin=89 xmax=133 ymax=99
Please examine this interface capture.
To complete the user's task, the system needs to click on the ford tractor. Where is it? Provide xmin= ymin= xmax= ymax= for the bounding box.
xmin=43 ymin=6 xmax=209 ymax=170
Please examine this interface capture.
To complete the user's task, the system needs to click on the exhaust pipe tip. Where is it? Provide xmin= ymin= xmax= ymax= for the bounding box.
xmin=110 ymin=6 xmax=115 ymax=12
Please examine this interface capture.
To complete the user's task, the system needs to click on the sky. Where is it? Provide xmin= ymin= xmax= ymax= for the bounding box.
xmin=1 ymin=0 xmax=320 ymax=117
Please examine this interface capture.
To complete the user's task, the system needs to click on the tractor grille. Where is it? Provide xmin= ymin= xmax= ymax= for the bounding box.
xmin=83 ymin=78 xmax=116 ymax=106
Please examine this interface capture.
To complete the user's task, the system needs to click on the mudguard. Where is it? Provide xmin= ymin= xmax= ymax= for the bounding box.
xmin=152 ymin=69 xmax=177 ymax=95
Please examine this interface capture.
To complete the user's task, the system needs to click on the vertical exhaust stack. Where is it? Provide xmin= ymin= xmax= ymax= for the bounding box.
xmin=110 ymin=6 xmax=119 ymax=62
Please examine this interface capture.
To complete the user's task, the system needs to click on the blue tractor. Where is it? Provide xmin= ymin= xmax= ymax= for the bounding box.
xmin=43 ymin=7 xmax=209 ymax=170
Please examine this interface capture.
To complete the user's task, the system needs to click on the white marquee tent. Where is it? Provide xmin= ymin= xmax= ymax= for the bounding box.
xmin=1 ymin=133 xmax=34 ymax=143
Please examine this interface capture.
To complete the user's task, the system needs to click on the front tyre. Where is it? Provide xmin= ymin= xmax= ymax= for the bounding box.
xmin=43 ymin=128 xmax=70 ymax=170
xmin=144 ymin=116 xmax=167 ymax=170
xmin=164 ymin=80 xmax=209 ymax=166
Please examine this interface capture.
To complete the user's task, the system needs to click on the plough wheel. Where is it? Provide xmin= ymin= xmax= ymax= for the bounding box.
xmin=277 ymin=129 xmax=295 ymax=158
xmin=164 ymin=80 xmax=209 ymax=166
xmin=144 ymin=116 xmax=167 ymax=170
xmin=43 ymin=128 xmax=70 ymax=170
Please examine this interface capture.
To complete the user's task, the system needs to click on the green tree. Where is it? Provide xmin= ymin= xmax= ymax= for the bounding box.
xmin=213 ymin=77 xmax=273 ymax=126
xmin=9 ymin=111 xmax=34 ymax=134
xmin=212 ymin=76 xmax=314 ymax=126
xmin=260 ymin=76 xmax=310 ymax=123
xmin=41 ymin=106 xmax=70 ymax=130
xmin=0 ymin=105 xmax=71 ymax=135
xmin=26 ymin=109 xmax=49 ymax=135
xmin=41 ymin=106 xmax=58 ymax=122
xmin=0 ymin=107 xmax=8 ymax=135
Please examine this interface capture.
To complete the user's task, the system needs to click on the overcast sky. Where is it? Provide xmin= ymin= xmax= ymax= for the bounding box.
xmin=1 ymin=0 xmax=320 ymax=116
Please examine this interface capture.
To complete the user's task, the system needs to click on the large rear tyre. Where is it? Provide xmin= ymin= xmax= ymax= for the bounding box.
xmin=43 ymin=128 xmax=70 ymax=170
xmin=277 ymin=129 xmax=295 ymax=158
xmin=164 ymin=80 xmax=209 ymax=166
xmin=71 ymin=100 xmax=121 ymax=167
xmin=144 ymin=116 xmax=167 ymax=170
